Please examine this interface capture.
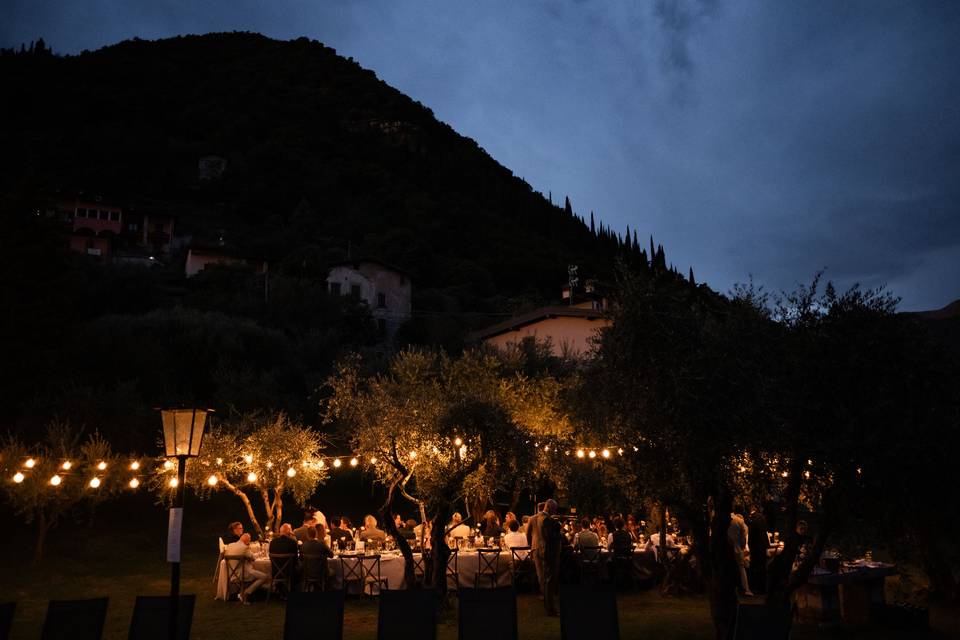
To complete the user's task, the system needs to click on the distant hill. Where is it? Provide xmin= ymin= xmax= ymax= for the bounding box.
xmin=909 ymin=299 xmax=960 ymax=355
xmin=0 ymin=32 xmax=655 ymax=324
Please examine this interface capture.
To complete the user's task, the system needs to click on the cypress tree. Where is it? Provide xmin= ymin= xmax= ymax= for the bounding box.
xmin=688 ymin=267 xmax=696 ymax=285
xmin=633 ymin=230 xmax=639 ymax=253
xmin=590 ymin=211 xmax=596 ymax=235
xmin=564 ymin=196 xmax=573 ymax=217
xmin=649 ymin=235 xmax=656 ymax=260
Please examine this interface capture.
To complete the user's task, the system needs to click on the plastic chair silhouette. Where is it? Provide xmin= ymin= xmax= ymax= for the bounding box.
xmin=127 ymin=595 xmax=195 ymax=640
xmin=474 ymin=549 xmax=500 ymax=588
xmin=559 ymin=584 xmax=619 ymax=640
xmin=268 ymin=553 xmax=297 ymax=602
xmin=732 ymin=601 xmax=791 ymax=640
xmin=458 ymin=587 xmax=517 ymax=640
xmin=446 ymin=549 xmax=460 ymax=591
xmin=223 ymin=555 xmax=249 ymax=601
xmin=0 ymin=602 xmax=15 ymax=640
xmin=377 ymin=588 xmax=436 ymax=640
xmin=300 ymin=554 xmax=328 ymax=592
xmin=283 ymin=591 xmax=344 ymax=640
xmin=42 ymin=598 xmax=109 ymax=640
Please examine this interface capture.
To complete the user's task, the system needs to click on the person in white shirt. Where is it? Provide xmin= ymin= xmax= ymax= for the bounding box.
xmin=728 ymin=507 xmax=753 ymax=596
xmin=447 ymin=512 xmax=471 ymax=540
xmin=223 ymin=533 xmax=269 ymax=603
xmin=503 ymin=519 xmax=528 ymax=550
xmin=645 ymin=531 xmax=677 ymax=561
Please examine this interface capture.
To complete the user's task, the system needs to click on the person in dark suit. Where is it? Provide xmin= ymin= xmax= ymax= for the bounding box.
xmin=527 ymin=499 xmax=560 ymax=615
xmin=328 ymin=516 xmax=353 ymax=548
xmin=223 ymin=521 xmax=243 ymax=544
xmin=747 ymin=508 xmax=769 ymax=594
xmin=398 ymin=519 xmax=417 ymax=540
xmin=270 ymin=523 xmax=299 ymax=555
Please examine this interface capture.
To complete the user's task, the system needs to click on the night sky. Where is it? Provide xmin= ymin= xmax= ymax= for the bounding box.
xmin=4 ymin=1 xmax=959 ymax=310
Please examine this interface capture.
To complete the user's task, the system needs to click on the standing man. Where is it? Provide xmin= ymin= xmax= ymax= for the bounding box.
xmin=527 ymin=499 xmax=560 ymax=615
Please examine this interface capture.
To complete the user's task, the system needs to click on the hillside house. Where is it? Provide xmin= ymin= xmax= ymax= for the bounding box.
xmin=185 ymin=245 xmax=268 ymax=277
xmin=326 ymin=260 xmax=412 ymax=336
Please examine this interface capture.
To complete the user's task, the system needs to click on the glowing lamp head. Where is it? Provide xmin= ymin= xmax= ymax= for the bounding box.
xmin=601 ymin=449 xmax=610 ymax=459
xmin=160 ymin=408 xmax=209 ymax=457
xmin=89 ymin=477 xmax=101 ymax=489
xmin=168 ymin=477 xmax=178 ymax=488
xmin=286 ymin=467 xmax=296 ymax=477
xmin=25 ymin=458 xmax=35 ymax=468
xmin=62 ymin=461 xmax=72 ymax=470
xmin=129 ymin=461 xmax=139 ymax=471
xmin=243 ymin=454 xmax=253 ymax=464
xmin=454 ymin=437 xmax=462 ymax=446
xmin=163 ymin=460 xmax=174 ymax=471
xmin=576 ymin=450 xmax=585 ymax=459
xmin=129 ymin=478 xmax=140 ymax=489
xmin=50 ymin=474 xmax=62 ymax=486
xmin=13 ymin=472 xmax=24 ymax=483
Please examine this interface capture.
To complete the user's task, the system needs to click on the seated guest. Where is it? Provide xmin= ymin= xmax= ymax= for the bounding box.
xmin=574 ymin=517 xmax=600 ymax=549
xmin=394 ymin=514 xmax=405 ymax=531
xmin=480 ymin=510 xmax=502 ymax=538
xmin=608 ymin=517 xmax=634 ymax=554
xmin=504 ymin=511 xmax=518 ymax=532
xmin=413 ymin=519 xmax=432 ymax=547
xmin=520 ymin=515 xmax=530 ymax=534
xmin=447 ymin=512 xmax=471 ymax=539
xmin=293 ymin=515 xmax=317 ymax=543
xmin=302 ymin=524 xmax=333 ymax=559
xmin=223 ymin=521 xmax=244 ymax=544
xmin=398 ymin=519 xmax=417 ymax=540
xmin=359 ymin=514 xmax=387 ymax=543
xmin=625 ymin=515 xmax=640 ymax=542
xmin=223 ymin=533 xmax=269 ymax=603
xmin=503 ymin=519 xmax=528 ymax=549
xmin=269 ymin=523 xmax=299 ymax=556
xmin=328 ymin=516 xmax=353 ymax=547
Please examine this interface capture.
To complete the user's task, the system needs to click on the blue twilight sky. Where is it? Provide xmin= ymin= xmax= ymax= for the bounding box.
xmin=4 ymin=0 xmax=959 ymax=310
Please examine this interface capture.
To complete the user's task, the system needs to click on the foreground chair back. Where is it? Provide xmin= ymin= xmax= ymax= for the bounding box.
xmin=42 ymin=598 xmax=109 ymax=640
xmin=268 ymin=553 xmax=297 ymax=602
xmin=559 ymin=585 xmax=618 ymax=640
xmin=458 ymin=587 xmax=517 ymax=640
xmin=0 ymin=602 xmax=15 ymax=640
xmin=127 ymin=595 xmax=195 ymax=640
xmin=284 ymin=591 xmax=344 ymax=640
xmin=377 ymin=589 xmax=436 ymax=640
xmin=733 ymin=602 xmax=791 ymax=640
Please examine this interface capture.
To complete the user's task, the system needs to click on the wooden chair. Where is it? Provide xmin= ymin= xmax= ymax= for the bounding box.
xmin=610 ymin=547 xmax=638 ymax=590
xmin=300 ymin=554 xmax=328 ymax=592
xmin=268 ymin=553 xmax=298 ymax=602
xmin=733 ymin=601 xmax=791 ymax=640
xmin=412 ymin=550 xmax=432 ymax=588
xmin=509 ymin=546 xmax=535 ymax=591
xmin=458 ymin=587 xmax=517 ymax=640
xmin=42 ymin=598 xmax=109 ymax=640
xmin=283 ymin=591 xmax=344 ymax=640
xmin=577 ymin=546 xmax=603 ymax=586
xmin=446 ymin=549 xmax=460 ymax=592
xmin=223 ymin=555 xmax=250 ymax=601
xmin=127 ymin=595 xmax=195 ymax=640
xmin=0 ymin=602 xmax=14 ymax=640
xmin=340 ymin=555 xmax=364 ymax=596
xmin=361 ymin=555 xmax=389 ymax=596
xmin=377 ymin=588 xmax=436 ymax=640
xmin=213 ymin=538 xmax=226 ymax=587
xmin=475 ymin=548 xmax=500 ymax=588
xmin=559 ymin=585 xmax=619 ymax=640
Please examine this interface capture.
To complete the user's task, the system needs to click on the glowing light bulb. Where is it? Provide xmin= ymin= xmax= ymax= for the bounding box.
xmin=369 ymin=457 xmax=378 ymax=465
xmin=25 ymin=458 xmax=35 ymax=468
xmin=216 ymin=458 xmax=224 ymax=465
xmin=129 ymin=461 xmax=139 ymax=471
xmin=544 ymin=446 xmax=550 ymax=452
xmin=576 ymin=450 xmax=585 ymax=458
xmin=163 ymin=460 xmax=174 ymax=470
xmin=738 ymin=465 xmax=747 ymax=473
xmin=244 ymin=454 xmax=253 ymax=464
xmin=89 ymin=477 xmax=101 ymax=489
xmin=588 ymin=450 xmax=597 ymax=459
xmin=168 ymin=477 xmax=178 ymax=488
xmin=266 ymin=461 xmax=273 ymax=469
xmin=50 ymin=475 xmax=62 ymax=486
xmin=804 ymin=471 xmax=811 ymax=479
xmin=247 ymin=472 xmax=257 ymax=482
xmin=13 ymin=472 xmax=24 ymax=483
xmin=208 ymin=474 xmax=218 ymax=486
xmin=617 ymin=448 xmax=624 ymax=456
xmin=62 ymin=461 xmax=72 ymax=470
xmin=286 ymin=467 xmax=296 ymax=477
xmin=781 ymin=471 xmax=789 ymax=478
xmin=409 ymin=451 xmax=417 ymax=460
xmin=333 ymin=459 xmax=342 ymax=468
xmin=454 ymin=437 xmax=462 ymax=446
xmin=349 ymin=457 xmax=358 ymax=467
xmin=96 ymin=461 xmax=107 ymax=471
xmin=601 ymin=449 xmax=610 ymax=459
xmin=318 ymin=460 xmax=325 ymax=468
xmin=129 ymin=478 xmax=140 ymax=489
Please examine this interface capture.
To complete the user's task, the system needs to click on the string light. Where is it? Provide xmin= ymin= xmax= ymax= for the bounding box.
xmin=129 ymin=461 xmax=139 ymax=471
xmin=129 ymin=478 xmax=140 ymax=489
xmin=25 ymin=458 xmax=36 ymax=468
xmin=617 ymin=448 xmax=624 ymax=456
xmin=318 ymin=460 xmax=325 ymax=468
xmin=544 ymin=446 xmax=550 ymax=452
xmin=349 ymin=458 xmax=358 ymax=467
xmin=243 ymin=454 xmax=253 ymax=464
xmin=369 ymin=457 xmax=377 ymax=464
xmin=333 ymin=459 xmax=342 ymax=468
xmin=781 ymin=471 xmax=789 ymax=478
xmin=208 ymin=475 xmax=218 ymax=486
xmin=266 ymin=462 xmax=273 ymax=469
xmin=246 ymin=472 xmax=257 ymax=482
xmin=576 ymin=449 xmax=585 ymax=458
xmin=168 ymin=477 xmax=178 ymax=488
xmin=454 ymin=437 xmax=462 ymax=446
xmin=163 ymin=460 xmax=174 ymax=470
xmin=601 ymin=449 xmax=610 ymax=458
xmin=62 ymin=461 xmax=72 ymax=470
xmin=217 ymin=458 xmax=224 ymax=465
xmin=13 ymin=472 xmax=24 ymax=483
xmin=96 ymin=461 xmax=107 ymax=471
xmin=89 ymin=477 xmax=101 ymax=489
xmin=804 ymin=471 xmax=811 ymax=479
xmin=588 ymin=450 xmax=597 ymax=459
xmin=286 ymin=467 xmax=296 ymax=477
xmin=50 ymin=475 xmax=62 ymax=486
xmin=409 ymin=451 xmax=417 ymax=460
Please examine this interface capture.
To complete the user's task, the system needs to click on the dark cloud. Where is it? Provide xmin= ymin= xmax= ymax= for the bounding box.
xmin=2 ymin=1 xmax=958 ymax=309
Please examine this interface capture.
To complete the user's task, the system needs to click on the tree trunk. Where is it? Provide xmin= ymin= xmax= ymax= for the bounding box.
xmin=33 ymin=511 xmax=53 ymax=564
xmin=431 ymin=502 xmax=453 ymax=605
xmin=659 ymin=502 xmax=669 ymax=569
xmin=273 ymin=489 xmax=283 ymax=532
xmin=381 ymin=475 xmax=417 ymax=588
xmin=222 ymin=478 xmax=263 ymax=538
xmin=508 ymin=481 xmax=523 ymax=514
xmin=704 ymin=487 xmax=737 ymax=640
xmin=261 ymin=489 xmax=274 ymax=534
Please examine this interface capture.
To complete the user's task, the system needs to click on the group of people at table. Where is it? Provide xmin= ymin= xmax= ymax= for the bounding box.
xmin=218 ymin=499 xmax=793 ymax=615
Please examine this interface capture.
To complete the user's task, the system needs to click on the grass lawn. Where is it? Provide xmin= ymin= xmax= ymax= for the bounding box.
xmin=2 ymin=495 xmax=957 ymax=639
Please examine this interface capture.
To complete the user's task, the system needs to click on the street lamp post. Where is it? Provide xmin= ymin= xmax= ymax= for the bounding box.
xmin=160 ymin=408 xmax=210 ymax=640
